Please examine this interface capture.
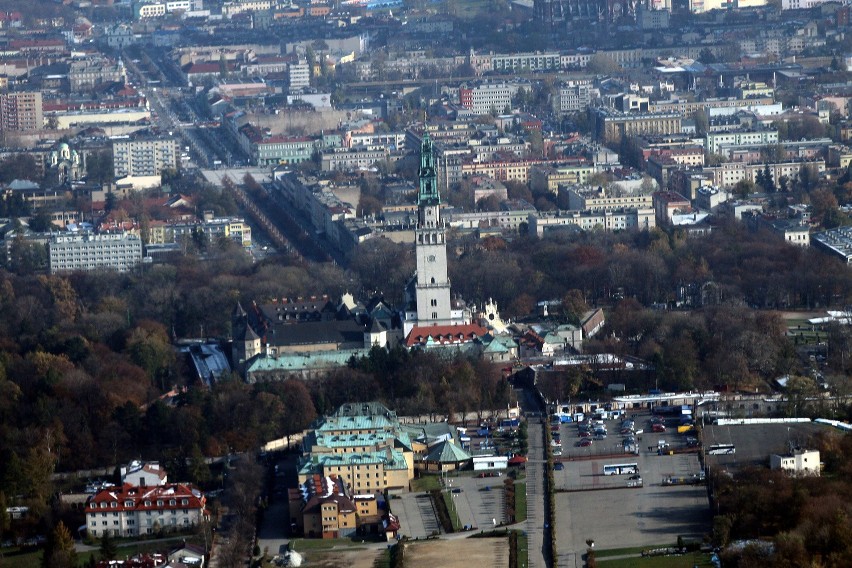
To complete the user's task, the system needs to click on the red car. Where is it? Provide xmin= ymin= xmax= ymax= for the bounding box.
xmin=578 ymin=438 xmax=593 ymax=447
xmin=652 ymin=423 xmax=666 ymax=433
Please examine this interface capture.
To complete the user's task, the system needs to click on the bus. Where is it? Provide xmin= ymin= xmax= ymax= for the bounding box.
xmin=603 ymin=462 xmax=638 ymax=476
xmin=707 ymin=444 xmax=735 ymax=455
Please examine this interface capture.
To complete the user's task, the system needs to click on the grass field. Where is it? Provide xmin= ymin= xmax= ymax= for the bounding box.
xmin=411 ymin=475 xmax=441 ymax=492
xmin=442 ymin=491 xmax=463 ymax=531
xmin=516 ymin=531 xmax=528 ymax=568
xmin=288 ymin=538 xmax=370 ymax=551
xmin=595 ymin=545 xmax=657 ymax=558
xmin=0 ymin=540 xmax=191 ymax=568
xmin=597 ymin=552 xmax=715 ymax=567
xmin=514 ymin=482 xmax=527 ymax=523
xmin=786 ymin=318 xmax=828 ymax=346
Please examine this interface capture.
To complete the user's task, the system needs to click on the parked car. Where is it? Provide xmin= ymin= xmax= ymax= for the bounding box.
xmin=554 ymin=462 xmax=565 ymax=471
xmin=578 ymin=438 xmax=593 ymax=447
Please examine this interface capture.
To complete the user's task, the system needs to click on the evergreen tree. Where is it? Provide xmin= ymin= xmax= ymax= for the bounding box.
xmin=100 ymin=530 xmax=118 ymax=561
xmin=41 ymin=521 xmax=77 ymax=568
xmin=763 ymin=165 xmax=776 ymax=192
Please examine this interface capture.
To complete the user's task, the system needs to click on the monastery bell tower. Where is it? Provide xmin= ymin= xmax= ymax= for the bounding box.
xmin=411 ymin=133 xmax=453 ymax=328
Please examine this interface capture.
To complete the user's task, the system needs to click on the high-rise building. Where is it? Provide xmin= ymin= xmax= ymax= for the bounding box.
xmin=0 ymin=91 xmax=43 ymax=131
xmin=112 ymin=136 xmax=179 ymax=179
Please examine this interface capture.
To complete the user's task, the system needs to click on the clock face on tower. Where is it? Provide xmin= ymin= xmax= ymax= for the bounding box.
xmin=427 ymin=255 xmax=436 ymax=262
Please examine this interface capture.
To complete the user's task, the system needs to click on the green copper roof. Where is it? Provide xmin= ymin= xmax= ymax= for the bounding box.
xmin=424 ymin=440 xmax=472 ymax=463
xmin=299 ymin=447 xmax=410 ymax=475
xmin=417 ymin=133 xmax=439 ymax=206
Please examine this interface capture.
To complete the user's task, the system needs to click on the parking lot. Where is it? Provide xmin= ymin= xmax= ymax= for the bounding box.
xmin=551 ymin=410 xmax=711 ymax=558
xmin=392 ymin=492 xmax=441 ymax=538
xmin=444 ymin=474 xmax=506 ymax=530
xmin=703 ymin=421 xmax=830 ymax=471
xmin=391 ymin=473 xmax=507 ymax=538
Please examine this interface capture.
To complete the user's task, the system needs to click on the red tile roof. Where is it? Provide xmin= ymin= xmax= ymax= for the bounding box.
xmin=405 ymin=323 xmax=489 ymax=347
xmin=84 ymin=483 xmax=205 ymax=514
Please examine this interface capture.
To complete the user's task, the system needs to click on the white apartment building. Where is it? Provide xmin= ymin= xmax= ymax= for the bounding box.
xmin=85 ymin=483 xmax=206 ymax=538
xmin=112 ymin=136 xmax=179 ymax=178
xmin=560 ymin=52 xmax=593 ymax=69
xmin=564 ymin=185 xmax=655 ymax=212
xmin=288 ymin=62 xmax=310 ymax=92
xmin=320 ymin=146 xmax=390 ymax=172
xmin=48 ymin=232 xmax=143 ymax=274
xmin=134 ymin=0 xmax=201 ymax=19
xmin=781 ymin=0 xmax=832 ymax=9
xmin=491 ymin=52 xmax=560 ymax=73
xmin=556 ymin=80 xmax=593 ymax=114
xmin=705 ymin=129 xmax=779 ymax=154
xmin=222 ymin=0 xmax=274 ymax=17
xmin=704 ymin=160 xmax=825 ymax=189
xmin=528 ymin=208 xmax=656 ymax=236
xmin=459 ymin=83 xmax=515 ymax=116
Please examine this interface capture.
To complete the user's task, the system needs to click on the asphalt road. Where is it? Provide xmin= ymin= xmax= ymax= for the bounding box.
xmin=525 ymin=418 xmax=548 ymax=568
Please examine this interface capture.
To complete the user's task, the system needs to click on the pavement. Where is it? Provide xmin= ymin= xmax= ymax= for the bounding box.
xmin=554 ymin=413 xmax=712 ymax=563
xmin=524 ymin=418 xmax=549 ymax=568
xmin=393 ymin=492 xmax=440 ymax=538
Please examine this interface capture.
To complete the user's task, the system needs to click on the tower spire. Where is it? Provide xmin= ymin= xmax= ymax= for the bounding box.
xmin=417 ymin=133 xmax=439 ymax=206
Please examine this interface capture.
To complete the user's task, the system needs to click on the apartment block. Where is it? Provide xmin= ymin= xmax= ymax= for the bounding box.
xmin=592 ymin=108 xmax=682 ymax=144
xmin=459 ymin=83 xmax=514 ymax=116
xmin=528 ymin=208 xmax=656 ymax=236
xmin=563 ymin=185 xmax=654 ymax=212
xmin=112 ymin=137 xmax=179 ymax=178
xmin=0 ymin=91 xmax=43 ymax=131
xmin=705 ymin=129 xmax=779 ymax=154
xmin=48 ymin=232 xmax=143 ymax=274
xmin=555 ymin=80 xmax=593 ymax=114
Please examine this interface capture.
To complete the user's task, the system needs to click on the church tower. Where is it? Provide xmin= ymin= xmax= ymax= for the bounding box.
xmin=405 ymin=133 xmax=454 ymax=332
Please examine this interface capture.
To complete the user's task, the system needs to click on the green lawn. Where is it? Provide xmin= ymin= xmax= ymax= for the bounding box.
xmin=597 ymin=552 xmax=714 ymax=567
xmin=595 ymin=545 xmax=663 ymax=558
xmin=288 ymin=537 xmax=369 ymax=551
xmin=0 ymin=540 xmax=187 ymax=568
xmin=516 ymin=531 xmax=528 ymax=568
xmin=514 ymin=482 xmax=527 ymax=523
xmin=0 ymin=548 xmax=41 ymax=568
xmin=442 ymin=491 xmax=463 ymax=531
xmin=411 ymin=475 xmax=441 ymax=492
xmin=786 ymin=319 xmax=827 ymax=345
